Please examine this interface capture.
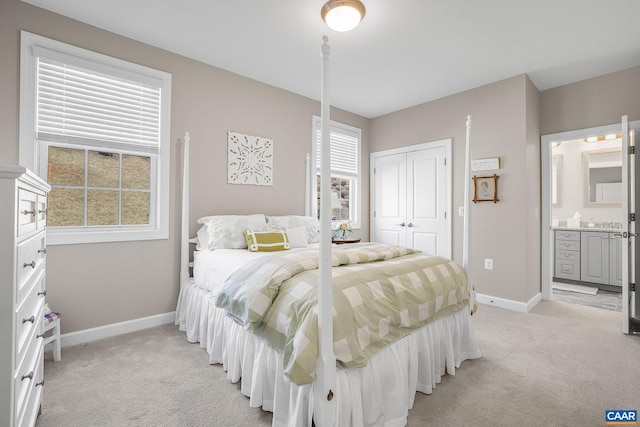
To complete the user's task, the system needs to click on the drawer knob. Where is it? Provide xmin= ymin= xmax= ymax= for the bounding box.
xmin=24 ymin=261 xmax=36 ymax=269
xmin=38 ymin=290 xmax=47 ymax=297
xmin=38 ymin=248 xmax=47 ymax=255
xmin=22 ymin=209 xmax=35 ymax=216
xmin=36 ymin=380 xmax=45 ymax=387
xmin=565 ymin=254 xmax=570 ymax=257
xmin=21 ymin=372 xmax=34 ymax=381
xmin=22 ymin=315 xmax=35 ymax=324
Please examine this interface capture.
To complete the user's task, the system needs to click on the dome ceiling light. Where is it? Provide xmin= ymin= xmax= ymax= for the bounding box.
xmin=321 ymin=0 xmax=366 ymax=32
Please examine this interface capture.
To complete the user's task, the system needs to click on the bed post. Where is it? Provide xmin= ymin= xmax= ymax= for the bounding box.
xmin=180 ymin=132 xmax=191 ymax=287
xmin=463 ymin=116 xmax=473 ymax=304
xmin=315 ymin=35 xmax=337 ymax=427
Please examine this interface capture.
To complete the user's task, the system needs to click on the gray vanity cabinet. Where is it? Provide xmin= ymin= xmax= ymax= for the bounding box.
xmin=580 ymin=231 xmax=610 ymax=284
xmin=554 ymin=229 xmax=623 ymax=288
xmin=609 ymin=233 xmax=623 ymax=286
xmin=554 ymin=231 xmax=581 ymax=281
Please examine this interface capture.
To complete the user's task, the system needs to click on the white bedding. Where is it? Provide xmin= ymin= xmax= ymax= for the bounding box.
xmin=193 ymin=245 xmax=319 ymax=294
xmin=176 ymin=279 xmax=480 ymax=426
xmin=178 ymin=245 xmax=481 ymax=426
xmin=193 ymin=249 xmax=266 ymax=293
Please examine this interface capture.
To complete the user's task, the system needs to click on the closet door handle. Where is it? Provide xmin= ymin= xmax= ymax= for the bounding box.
xmin=396 ymin=222 xmax=406 ymax=227
xmin=407 ymin=223 xmax=413 ymax=227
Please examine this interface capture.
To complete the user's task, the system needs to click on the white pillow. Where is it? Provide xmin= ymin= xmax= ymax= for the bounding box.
xmin=267 ymin=215 xmax=319 ymax=243
xmin=195 ymin=225 xmax=210 ymax=251
xmin=197 ymin=214 xmax=267 ymax=249
xmin=285 ymin=226 xmax=308 ymax=248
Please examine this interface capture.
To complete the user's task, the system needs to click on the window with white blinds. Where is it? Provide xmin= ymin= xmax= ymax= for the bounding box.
xmin=35 ymin=48 xmax=162 ymax=152
xmin=20 ymin=31 xmax=172 ymax=245
xmin=312 ymin=116 xmax=361 ymax=228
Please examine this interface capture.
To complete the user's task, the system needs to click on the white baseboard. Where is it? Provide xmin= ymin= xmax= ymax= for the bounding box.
xmin=477 ymin=292 xmax=542 ymax=313
xmin=60 ymin=311 xmax=176 ymax=349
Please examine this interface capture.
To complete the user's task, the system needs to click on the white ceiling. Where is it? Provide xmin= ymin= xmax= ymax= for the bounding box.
xmin=23 ymin=0 xmax=640 ymax=118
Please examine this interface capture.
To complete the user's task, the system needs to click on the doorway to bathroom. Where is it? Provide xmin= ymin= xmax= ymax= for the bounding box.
xmin=550 ymin=133 xmax=623 ymax=311
xmin=541 ymin=118 xmax=640 ymax=334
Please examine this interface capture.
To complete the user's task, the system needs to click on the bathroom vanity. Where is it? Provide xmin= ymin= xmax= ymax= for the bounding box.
xmin=554 ymin=227 xmax=622 ymax=290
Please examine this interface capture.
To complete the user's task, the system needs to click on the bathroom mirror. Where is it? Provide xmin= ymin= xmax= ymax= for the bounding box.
xmin=583 ymin=148 xmax=622 ymax=206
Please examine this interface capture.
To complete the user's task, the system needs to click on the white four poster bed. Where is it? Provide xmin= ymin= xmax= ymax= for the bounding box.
xmin=175 ymin=37 xmax=480 ymax=427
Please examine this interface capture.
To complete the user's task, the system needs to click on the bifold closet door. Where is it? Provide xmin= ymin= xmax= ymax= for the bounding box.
xmin=406 ymin=147 xmax=447 ymax=255
xmin=373 ymin=152 xmax=407 ymax=246
xmin=372 ymin=146 xmax=447 ymax=256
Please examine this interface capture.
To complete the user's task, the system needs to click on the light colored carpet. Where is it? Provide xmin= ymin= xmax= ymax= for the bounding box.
xmin=552 ymin=282 xmax=598 ymax=295
xmin=35 ymin=301 xmax=640 ymax=427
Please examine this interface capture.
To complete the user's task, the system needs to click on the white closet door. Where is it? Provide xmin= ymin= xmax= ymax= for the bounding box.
xmin=406 ymin=146 xmax=447 ymax=256
xmin=373 ymin=153 xmax=407 ymax=246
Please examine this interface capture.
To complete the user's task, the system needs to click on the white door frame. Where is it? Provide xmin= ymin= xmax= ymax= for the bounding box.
xmin=370 ymin=138 xmax=452 ymax=259
xmin=541 ymin=121 xmax=640 ymax=302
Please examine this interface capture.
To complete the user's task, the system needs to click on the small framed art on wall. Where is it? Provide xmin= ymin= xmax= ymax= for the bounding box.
xmin=472 ymin=174 xmax=499 ymax=203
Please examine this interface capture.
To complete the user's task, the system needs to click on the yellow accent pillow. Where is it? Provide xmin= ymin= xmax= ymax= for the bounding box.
xmin=245 ymin=230 xmax=290 ymax=252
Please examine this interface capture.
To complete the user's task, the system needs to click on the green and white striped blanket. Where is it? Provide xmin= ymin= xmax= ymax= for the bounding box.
xmin=215 ymin=242 xmax=470 ymax=385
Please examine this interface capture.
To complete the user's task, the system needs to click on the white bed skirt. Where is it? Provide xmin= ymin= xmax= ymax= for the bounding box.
xmin=175 ymin=279 xmax=481 ymax=427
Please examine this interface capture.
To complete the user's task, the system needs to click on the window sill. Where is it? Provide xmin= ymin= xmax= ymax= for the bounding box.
xmin=46 ymin=226 xmax=168 ymax=245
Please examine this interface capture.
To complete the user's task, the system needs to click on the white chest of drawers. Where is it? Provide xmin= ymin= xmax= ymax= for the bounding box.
xmin=0 ymin=166 xmax=50 ymax=427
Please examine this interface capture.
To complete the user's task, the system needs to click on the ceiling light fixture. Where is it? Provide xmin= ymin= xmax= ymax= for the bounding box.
xmin=321 ymin=0 xmax=366 ymax=32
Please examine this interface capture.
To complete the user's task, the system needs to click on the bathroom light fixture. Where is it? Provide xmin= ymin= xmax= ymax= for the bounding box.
xmin=583 ymin=133 xmax=622 ymax=143
xmin=321 ymin=0 xmax=366 ymax=32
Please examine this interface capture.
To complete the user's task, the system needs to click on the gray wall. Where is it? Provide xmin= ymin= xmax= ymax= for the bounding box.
xmin=0 ymin=0 xmax=368 ymax=333
xmin=370 ymin=75 xmax=541 ymax=303
xmin=540 ymin=65 xmax=640 ymax=135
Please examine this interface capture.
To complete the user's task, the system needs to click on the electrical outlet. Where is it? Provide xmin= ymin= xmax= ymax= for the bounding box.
xmin=458 ymin=206 xmax=465 ymax=217
xmin=484 ymin=258 xmax=493 ymax=270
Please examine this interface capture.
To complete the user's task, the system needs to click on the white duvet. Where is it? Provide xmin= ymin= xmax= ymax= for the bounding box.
xmin=193 ymin=245 xmax=319 ymax=294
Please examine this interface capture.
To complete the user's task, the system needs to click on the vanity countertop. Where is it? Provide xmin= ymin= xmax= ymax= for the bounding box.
xmin=554 ymin=226 xmax=622 ymax=232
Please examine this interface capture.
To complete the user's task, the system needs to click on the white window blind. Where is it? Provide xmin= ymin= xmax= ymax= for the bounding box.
xmin=35 ymin=47 xmax=161 ymax=153
xmin=315 ymin=127 xmax=358 ymax=175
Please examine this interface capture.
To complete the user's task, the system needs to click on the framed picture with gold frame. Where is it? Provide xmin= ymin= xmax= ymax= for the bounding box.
xmin=473 ymin=174 xmax=499 ymax=203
